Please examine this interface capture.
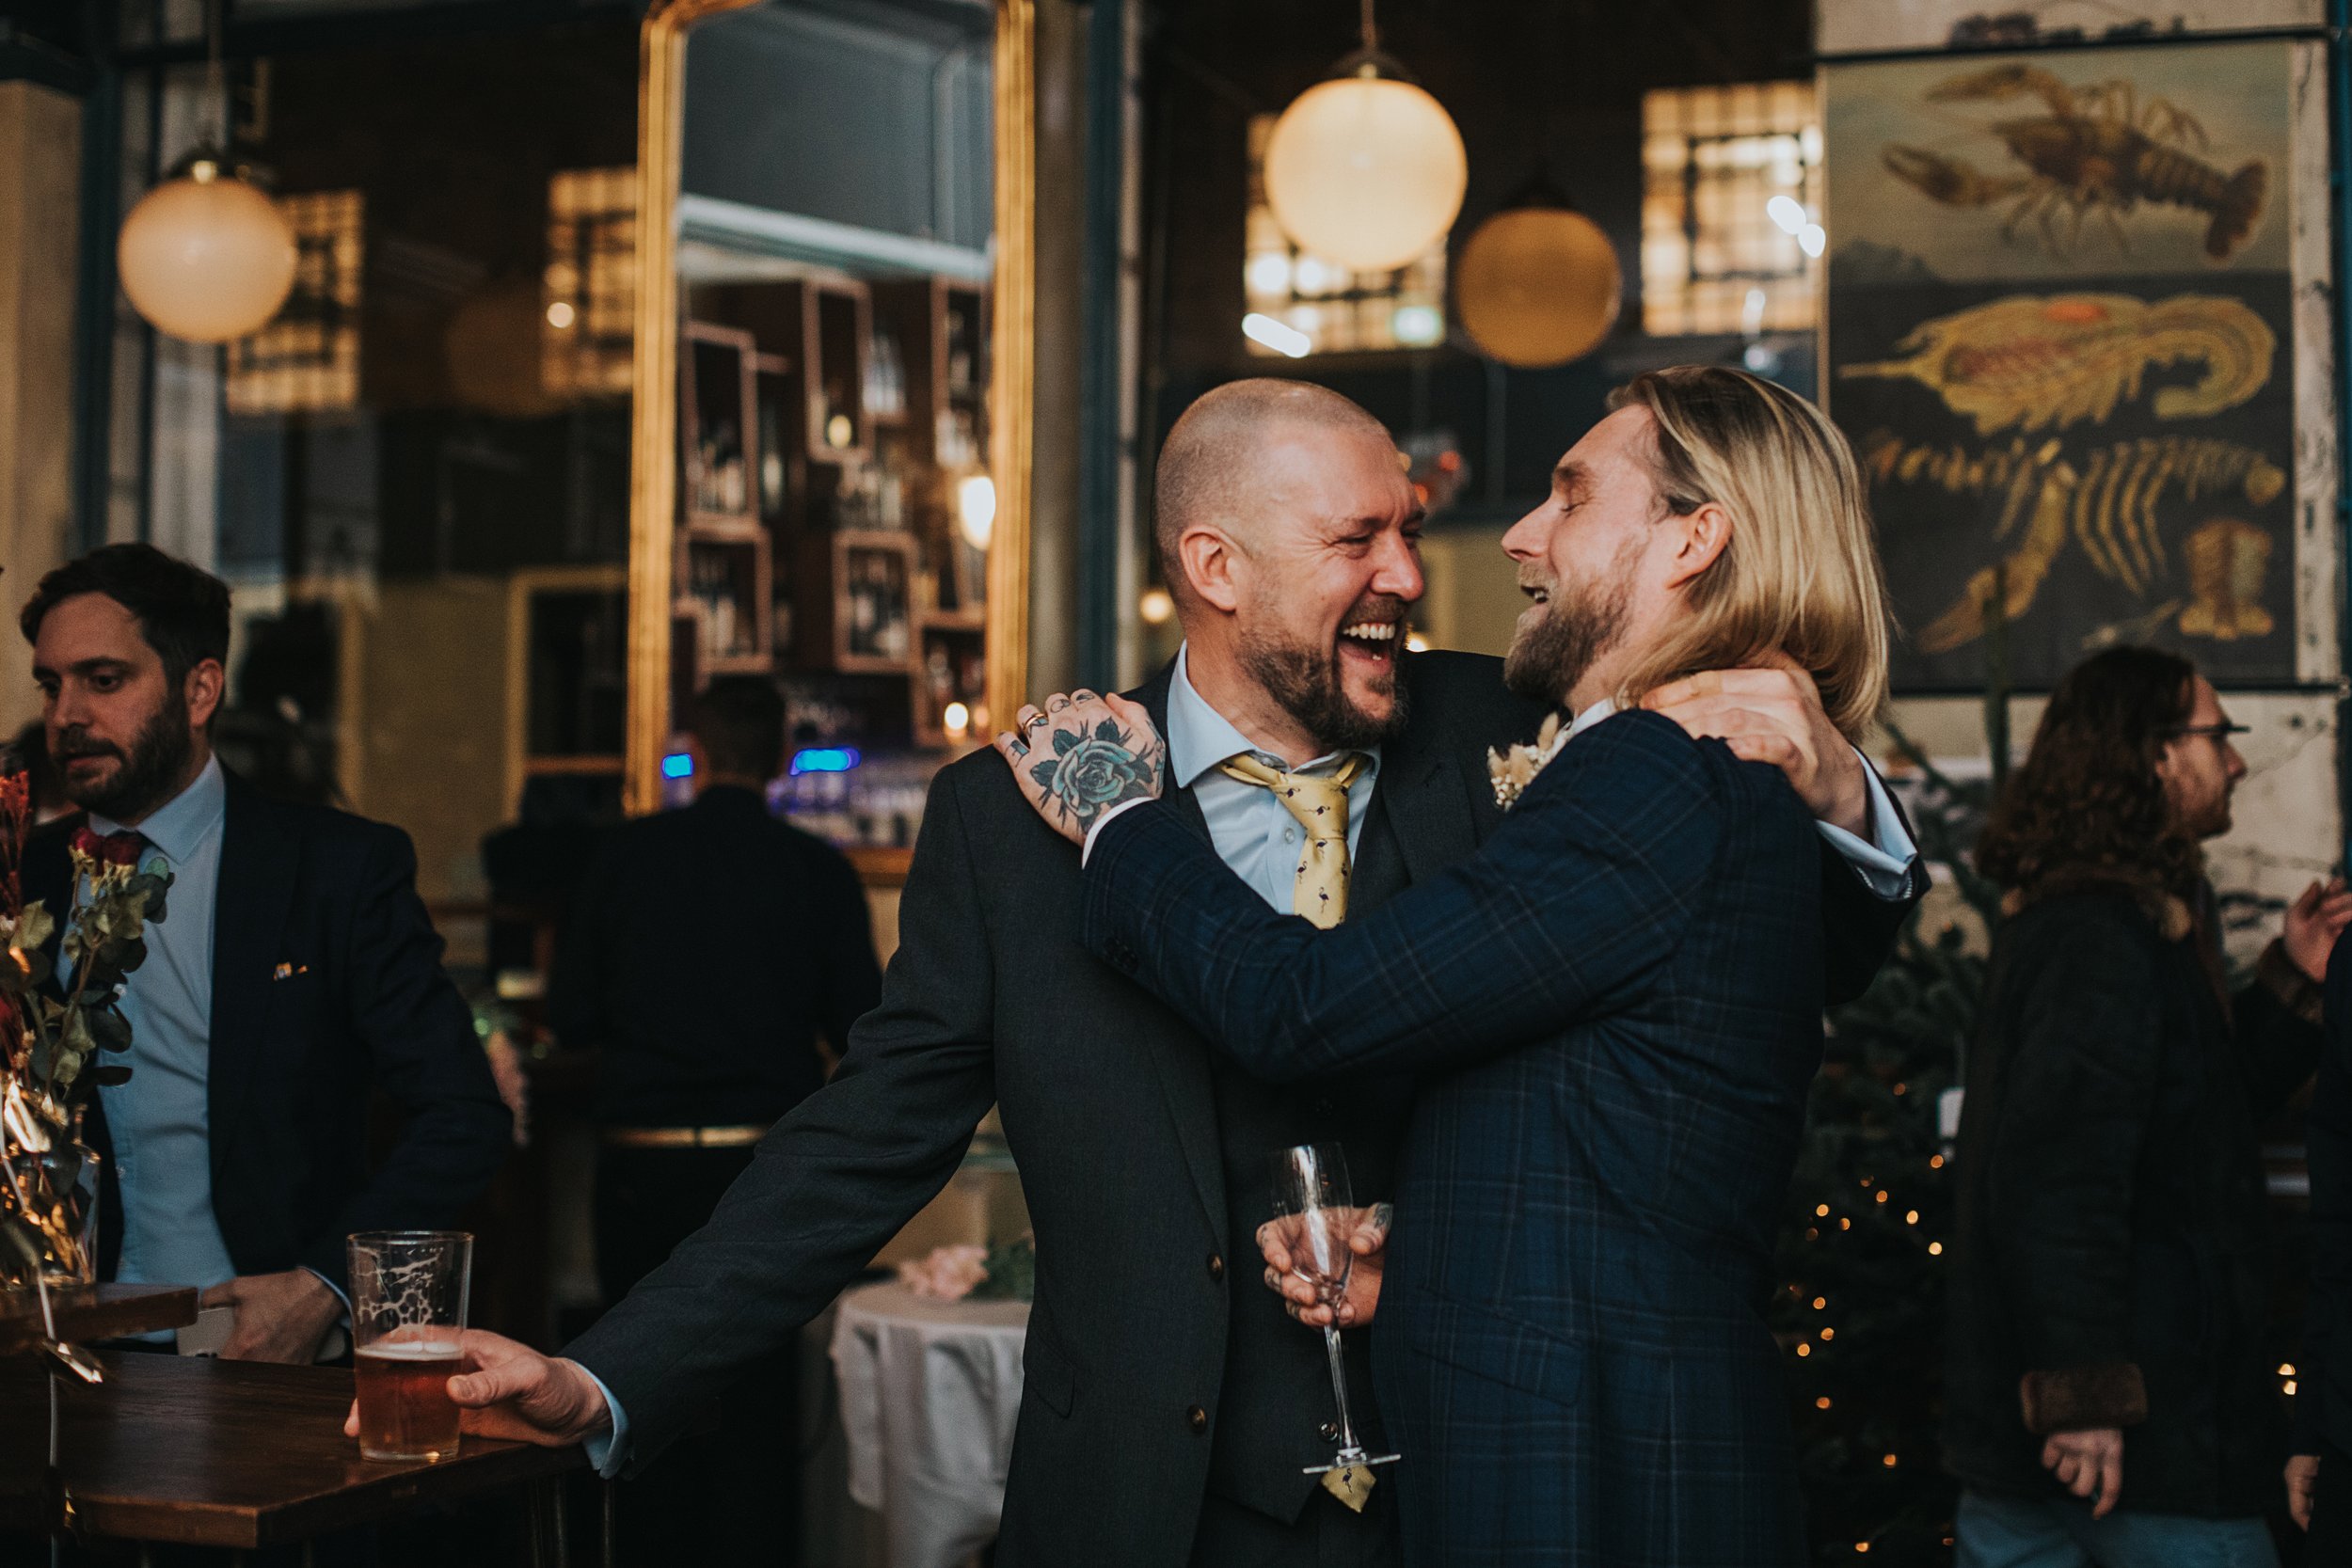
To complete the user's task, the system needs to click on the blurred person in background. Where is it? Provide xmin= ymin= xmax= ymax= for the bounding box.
xmin=550 ymin=673 xmax=882 ymax=1565
xmin=2288 ymin=922 xmax=2352 ymax=1552
xmin=1948 ymin=646 xmax=2348 ymax=1568
xmin=19 ymin=543 xmax=509 ymax=1362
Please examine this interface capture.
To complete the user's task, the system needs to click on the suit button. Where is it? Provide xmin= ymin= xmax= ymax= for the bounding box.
xmin=1320 ymin=1421 xmax=1340 ymax=1442
xmin=1207 ymin=1253 xmax=1225 ymax=1283
xmin=1186 ymin=1404 xmax=1208 ymax=1434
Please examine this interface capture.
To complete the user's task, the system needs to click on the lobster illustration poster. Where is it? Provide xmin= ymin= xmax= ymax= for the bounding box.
xmin=1823 ymin=40 xmax=2328 ymax=689
xmin=1816 ymin=1 xmax=2320 ymax=62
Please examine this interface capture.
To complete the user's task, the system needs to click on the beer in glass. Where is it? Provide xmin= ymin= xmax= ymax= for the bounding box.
xmin=348 ymin=1230 xmax=472 ymax=1462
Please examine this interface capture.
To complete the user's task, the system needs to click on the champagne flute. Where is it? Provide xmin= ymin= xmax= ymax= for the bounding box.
xmin=1267 ymin=1143 xmax=1401 ymax=1481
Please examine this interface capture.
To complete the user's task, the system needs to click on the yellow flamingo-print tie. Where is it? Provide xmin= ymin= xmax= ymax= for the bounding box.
xmin=1216 ymin=752 xmax=1371 ymax=929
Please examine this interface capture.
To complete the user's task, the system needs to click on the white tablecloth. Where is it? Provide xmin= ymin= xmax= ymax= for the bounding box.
xmin=829 ymin=1280 xmax=1029 ymax=1568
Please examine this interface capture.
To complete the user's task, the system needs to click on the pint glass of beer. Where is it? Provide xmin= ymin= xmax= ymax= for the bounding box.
xmin=348 ymin=1230 xmax=472 ymax=1462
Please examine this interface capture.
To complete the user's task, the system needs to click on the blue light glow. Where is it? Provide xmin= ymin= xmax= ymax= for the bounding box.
xmin=790 ymin=747 xmax=863 ymax=775
xmin=661 ymin=753 xmax=694 ymax=780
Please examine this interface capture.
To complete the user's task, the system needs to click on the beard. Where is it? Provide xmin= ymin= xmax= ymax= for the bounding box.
xmin=56 ymin=691 xmax=198 ymax=823
xmin=1504 ymin=549 xmax=1637 ymax=708
xmin=1239 ymin=605 xmax=1410 ymax=754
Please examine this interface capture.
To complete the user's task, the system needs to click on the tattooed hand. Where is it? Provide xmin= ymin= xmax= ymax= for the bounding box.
xmin=992 ymin=689 xmax=1168 ymax=846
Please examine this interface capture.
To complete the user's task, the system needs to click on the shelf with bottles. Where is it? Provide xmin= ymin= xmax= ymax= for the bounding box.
xmin=872 ymin=278 xmax=984 ymax=469
xmin=913 ymin=625 xmax=987 ymax=747
xmin=680 ymin=323 xmax=760 ymax=525
xmin=939 ymin=283 xmax=988 ymax=460
xmin=701 ymin=278 xmax=871 ymax=466
xmin=865 ymin=315 xmax=910 ymax=431
xmin=679 ymin=534 xmax=771 ymax=674
xmin=791 ymin=530 xmax=916 ymax=677
xmin=751 ymin=352 xmax=795 ymax=533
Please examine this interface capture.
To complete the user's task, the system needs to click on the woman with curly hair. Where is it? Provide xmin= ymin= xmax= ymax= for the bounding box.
xmin=1947 ymin=646 xmax=2350 ymax=1568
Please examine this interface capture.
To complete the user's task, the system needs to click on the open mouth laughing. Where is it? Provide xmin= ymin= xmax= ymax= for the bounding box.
xmin=1338 ymin=617 xmax=1404 ymax=668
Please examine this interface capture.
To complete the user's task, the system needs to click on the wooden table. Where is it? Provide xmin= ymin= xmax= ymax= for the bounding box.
xmin=0 ymin=1351 xmax=591 ymax=1560
xmin=0 ymin=1282 xmax=198 ymax=1356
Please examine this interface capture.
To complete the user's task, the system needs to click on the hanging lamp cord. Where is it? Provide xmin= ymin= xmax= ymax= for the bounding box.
xmin=1359 ymin=0 xmax=1377 ymax=55
xmin=206 ymin=0 xmax=229 ymax=149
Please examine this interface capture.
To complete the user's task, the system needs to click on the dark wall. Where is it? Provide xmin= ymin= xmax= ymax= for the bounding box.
xmin=684 ymin=0 xmax=993 ymax=249
xmin=1145 ymin=0 xmax=1813 ymax=518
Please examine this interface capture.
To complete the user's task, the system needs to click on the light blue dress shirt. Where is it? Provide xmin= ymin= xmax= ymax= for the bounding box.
xmin=88 ymin=757 xmax=240 ymax=1312
xmin=586 ymin=654 xmax=1920 ymax=1472
xmin=89 ymin=756 xmax=350 ymax=1342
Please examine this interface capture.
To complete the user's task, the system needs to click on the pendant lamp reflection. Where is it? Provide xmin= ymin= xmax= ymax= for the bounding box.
xmin=1263 ymin=3 xmax=1466 ymax=272
xmin=1454 ymin=180 xmax=1621 ymax=369
xmin=118 ymin=156 xmax=298 ymax=344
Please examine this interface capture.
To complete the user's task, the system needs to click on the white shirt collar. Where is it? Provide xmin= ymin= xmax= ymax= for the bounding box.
xmin=1167 ymin=644 xmax=1384 ymax=789
xmin=1565 ymin=697 xmax=1618 ymax=742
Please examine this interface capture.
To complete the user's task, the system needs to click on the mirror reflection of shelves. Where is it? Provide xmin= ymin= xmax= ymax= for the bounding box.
xmin=682 ymin=531 xmax=770 ymax=673
xmin=914 ymin=626 xmax=986 ymax=746
xmin=795 ymin=531 xmax=915 ymax=676
xmin=682 ymin=323 xmax=759 ymax=522
xmin=675 ymin=268 xmax=991 ymax=752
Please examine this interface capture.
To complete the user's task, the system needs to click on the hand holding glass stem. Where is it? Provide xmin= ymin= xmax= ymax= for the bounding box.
xmin=1268 ymin=1144 xmax=1400 ymax=1480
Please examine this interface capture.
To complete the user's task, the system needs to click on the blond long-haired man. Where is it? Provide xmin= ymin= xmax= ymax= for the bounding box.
xmin=998 ymin=367 xmax=1895 ymax=1566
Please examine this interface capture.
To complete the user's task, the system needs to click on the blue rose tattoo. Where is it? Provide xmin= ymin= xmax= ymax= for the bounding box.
xmin=1028 ymin=717 xmax=1162 ymax=832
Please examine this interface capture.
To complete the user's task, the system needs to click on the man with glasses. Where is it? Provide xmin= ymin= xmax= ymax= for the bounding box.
xmin=1946 ymin=647 xmax=2350 ymax=1568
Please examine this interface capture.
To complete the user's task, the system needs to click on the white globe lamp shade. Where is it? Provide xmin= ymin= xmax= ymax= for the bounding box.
xmin=1454 ymin=202 xmax=1623 ymax=369
xmin=1264 ymin=69 xmax=1466 ymax=272
xmin=117 ymin=161 xmax=299 ymax=344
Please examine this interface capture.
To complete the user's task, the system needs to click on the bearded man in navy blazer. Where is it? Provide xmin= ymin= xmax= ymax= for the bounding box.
xmin=1000 ymin=368 xmax=1896 ymax=1566
xmin=19 ymin=545 xmax=509 ymax=1362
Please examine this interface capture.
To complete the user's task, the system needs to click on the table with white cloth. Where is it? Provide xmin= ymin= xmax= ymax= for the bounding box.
xmin=828 ymin=1279 xmax=1029 ymax=1568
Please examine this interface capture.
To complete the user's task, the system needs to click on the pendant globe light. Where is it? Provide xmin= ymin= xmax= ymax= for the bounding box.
xmin=1262 ymin=0 xmax=1467 ymax=273
xmin=1454 ymin=174 xmax=1622 ymax=368
xmin=116 ymin=2 xmax=296 ymax=344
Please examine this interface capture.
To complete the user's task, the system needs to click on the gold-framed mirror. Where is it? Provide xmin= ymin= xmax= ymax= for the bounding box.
xmin=623 ymin=0 xmax=1035 ymax=815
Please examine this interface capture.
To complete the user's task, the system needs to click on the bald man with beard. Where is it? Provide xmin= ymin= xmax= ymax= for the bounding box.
xmin=416 ymin=380 xmax=1924 ymax=1567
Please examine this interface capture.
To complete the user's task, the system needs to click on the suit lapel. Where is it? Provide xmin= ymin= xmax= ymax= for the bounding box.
xmin=207 ymin=772 xmax=299 ymax=1181
xmin=1123 ymin=664 xmax=1227 ymax=1247
xmin=1374 ymin=708 xmax=1479 ymax=891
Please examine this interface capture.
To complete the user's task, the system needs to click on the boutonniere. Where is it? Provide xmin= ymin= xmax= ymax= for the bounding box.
xmin=1487 ymin=712 xmax=1569 ymax=811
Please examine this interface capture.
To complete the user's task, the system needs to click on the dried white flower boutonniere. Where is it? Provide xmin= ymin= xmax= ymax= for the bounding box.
xmin=1487 ymin=711 xmax=1569 ymax=810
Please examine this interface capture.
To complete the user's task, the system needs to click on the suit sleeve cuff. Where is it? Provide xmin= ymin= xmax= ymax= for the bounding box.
xmin=1814 ymin=751 xmax=1919 ymax=901
xmin=1081 ymin=797 xmax=1154 ymax=866
xmin=579 ymin=1367 xmax=629 ymax=1479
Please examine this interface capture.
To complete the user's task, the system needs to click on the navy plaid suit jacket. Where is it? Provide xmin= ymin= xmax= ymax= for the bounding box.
xmin=1086 ymin=708 xmax=1823 ymax=1567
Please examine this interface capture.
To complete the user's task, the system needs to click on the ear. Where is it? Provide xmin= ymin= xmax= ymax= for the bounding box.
xmin=184 ymin=657 xmax=226 ymax=733
xmin=1661 ymin=500 xmax=1733 ymax=592
xmin=1178 ymin=525 xmax=1246 ymax=615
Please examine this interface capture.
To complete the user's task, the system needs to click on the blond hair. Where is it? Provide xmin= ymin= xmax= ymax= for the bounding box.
xmin=1605 ymin=367 xmax=1891 ymax=741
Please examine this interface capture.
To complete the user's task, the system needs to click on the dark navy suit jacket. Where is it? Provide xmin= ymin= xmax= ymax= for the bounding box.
xmin=1085 ymin=708 xmax=1826 ymax=1567
xmin=24 ymin=768 xmax=510 ymax=1298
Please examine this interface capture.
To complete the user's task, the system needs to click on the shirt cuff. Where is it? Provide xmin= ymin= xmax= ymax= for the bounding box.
xmin=1081 ymin=797 xmax=1154 ymax=866
xmin=1813 ymin=749 xmax=1919 ymax=901
xmin=580 ymin=1367 xmax=629 ymax=1479
xmin=301 ymin=1267 xmax=352 ymax=1318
